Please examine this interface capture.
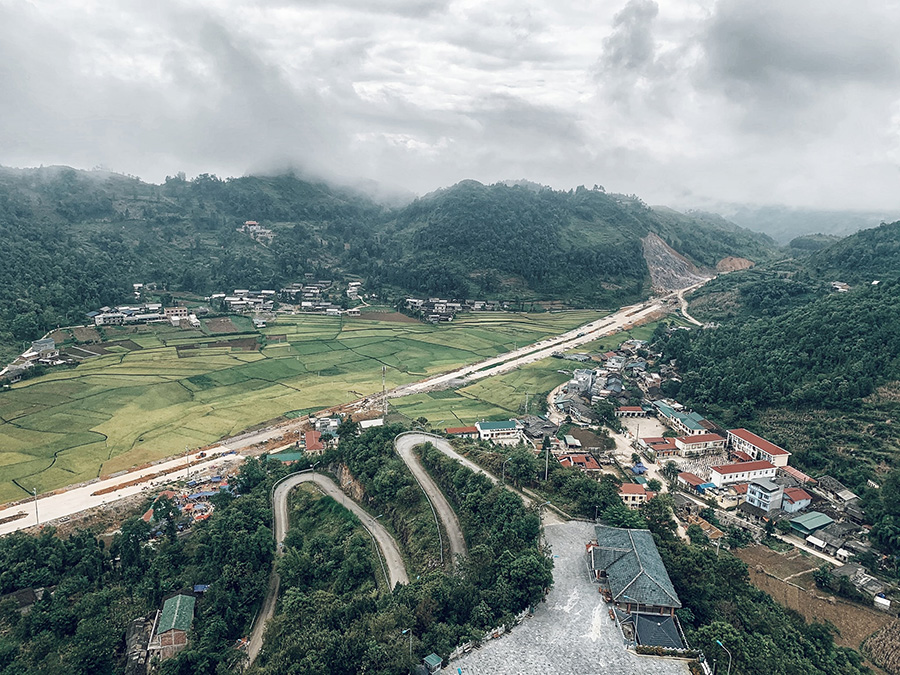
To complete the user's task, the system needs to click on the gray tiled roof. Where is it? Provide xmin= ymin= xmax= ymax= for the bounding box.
xmin=589 ymin=525 xmax=681 ymax=609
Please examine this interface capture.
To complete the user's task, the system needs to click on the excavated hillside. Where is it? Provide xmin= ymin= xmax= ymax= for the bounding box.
xmin=642 ymin=232 xmax=710 ymax=291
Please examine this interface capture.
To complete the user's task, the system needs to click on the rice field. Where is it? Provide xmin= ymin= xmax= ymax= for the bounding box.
xmin=0 ymin=310 xmax=603 ymax=503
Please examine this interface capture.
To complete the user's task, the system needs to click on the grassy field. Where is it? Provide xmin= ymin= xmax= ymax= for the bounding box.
xmin=0 ymin=310 xmax=602 ymax=503
xmin=390 ymin=318 xmax=690 ymax=428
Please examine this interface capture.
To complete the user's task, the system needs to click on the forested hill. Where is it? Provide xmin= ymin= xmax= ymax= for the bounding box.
xmin=0 ymin=166 xmax=776 ymax=359
xmin=803 ymin=220 xmax=900 ymax=283
xmin=380 ymin=181 xmax=777 ymax=304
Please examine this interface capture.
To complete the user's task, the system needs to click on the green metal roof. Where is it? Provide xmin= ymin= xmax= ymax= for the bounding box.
xmin=423 ymin=653 xmax=442 ymax=668
xmin=157 ymin=594 xmax=195 ymax=634
xmin=790 ymin=511 xmax=834 ymax=532
xmin=477 ymin=420 xmax=517 ymax=431
xmin=269 ymin=452 xmax=306 ymax=462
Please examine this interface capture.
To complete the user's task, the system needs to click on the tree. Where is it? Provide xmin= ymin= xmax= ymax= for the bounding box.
xmin=630 ymin=452 xmax=641 ymax=464
xmin=661 ymin=461 xmax=679 ymax=483
xmin=764 ymin=518 xmax=776 ymax=539
xmin=686 ymin=524 xmax=708 ymax=545
xmin=647 ymin=478 xmax=662 ymax=492
xmin=506 ymin=448 xmax=538 ymax=487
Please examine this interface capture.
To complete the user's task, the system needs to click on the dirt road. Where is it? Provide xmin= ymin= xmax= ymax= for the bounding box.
xmin=247 ymin=470 xmax=409 ymax=664
xmin=395 ymin=433 xmax=469 ymax=565
xmin=395 ymin=432 xmax=565 ymax=527
xmin=677 ymin=286 xmax=703 ymax=326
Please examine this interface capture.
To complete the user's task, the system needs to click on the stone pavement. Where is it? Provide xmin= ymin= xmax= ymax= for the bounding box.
xmin=444 ymin=521 xmax=689 ymax=675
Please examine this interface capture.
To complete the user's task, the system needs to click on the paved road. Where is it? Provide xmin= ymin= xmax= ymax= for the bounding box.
xmin=0 ymin=447 xmax=244 ymax=536
xmin=395 ymin=433 xmax=469 ymax=565
xmin=247 ymin=470 xmax=409 ymax=664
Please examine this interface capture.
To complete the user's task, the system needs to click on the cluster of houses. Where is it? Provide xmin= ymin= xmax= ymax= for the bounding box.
xmin=0 ymin=338 xmax=65 ymax=384
xmin=91 ymin=303 xmax=205 ymax=329
xmin=403 ymin=297 xmax=508 ymax=322
xmin=210 ymin=289 xmax=277 ymax=314
xmin=238 ymin=220 xmax=274 ymax=243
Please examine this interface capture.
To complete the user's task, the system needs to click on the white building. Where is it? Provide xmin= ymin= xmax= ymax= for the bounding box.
xmin=710 ymin=460 xmax=776 ymax=487
xmin=674 ymin=433 xmax=726 ymax=458
xmin=746 ymin=478 xmax=783 ymax=512
xmin=475 ymin=420 xmax=523 ymax=446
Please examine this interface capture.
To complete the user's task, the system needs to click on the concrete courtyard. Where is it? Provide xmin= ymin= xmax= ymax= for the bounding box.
xmin=443 ymin=521 xmax=690 ymax=675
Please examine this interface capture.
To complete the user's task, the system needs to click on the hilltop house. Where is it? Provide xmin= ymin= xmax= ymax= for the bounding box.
xmin=149 ymin=594 xmax=195 ymax=661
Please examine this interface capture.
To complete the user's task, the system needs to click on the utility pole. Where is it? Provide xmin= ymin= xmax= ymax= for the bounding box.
xmin=32 ymin=488 xmax=39 ymax=527
xmin=185 ymin=446 xmax=190 ymax=480
xmin=382 ymin=365 xmax=387 ymax=418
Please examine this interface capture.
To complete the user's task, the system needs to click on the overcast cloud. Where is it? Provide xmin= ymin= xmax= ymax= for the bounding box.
xmin=2 ymin=0 xmax=899 ymax=209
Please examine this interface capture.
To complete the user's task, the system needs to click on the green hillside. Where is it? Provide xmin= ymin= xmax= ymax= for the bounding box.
xmin=0 ymin=167 xmax=778 ymax=360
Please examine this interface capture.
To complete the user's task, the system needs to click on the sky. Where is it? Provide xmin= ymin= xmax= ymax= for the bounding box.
xmin=2 ymin=0 xmax=900 ymax=210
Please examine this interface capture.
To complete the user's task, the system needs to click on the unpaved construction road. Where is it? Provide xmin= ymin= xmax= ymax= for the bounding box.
xmin=395 ymin=432 xmax=469 ymax=564
xmin=247 ymin=470 xmax=408 ymax=664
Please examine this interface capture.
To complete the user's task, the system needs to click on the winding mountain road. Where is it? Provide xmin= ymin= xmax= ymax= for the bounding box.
xmin=395 ymin=432 xmax=469 ymax=565
xmin=247 ymin=471 xmax=408 ymax=664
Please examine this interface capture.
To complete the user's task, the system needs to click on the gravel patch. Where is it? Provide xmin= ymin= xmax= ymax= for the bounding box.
xmin=444 ymin=521 xmax=690 ymax=675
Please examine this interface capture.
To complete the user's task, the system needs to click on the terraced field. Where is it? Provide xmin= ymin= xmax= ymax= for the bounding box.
xmin=0 ymin=311 xmax=602 ymax=503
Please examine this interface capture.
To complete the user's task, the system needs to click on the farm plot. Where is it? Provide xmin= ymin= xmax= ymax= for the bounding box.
xmin=0 ymin=310 xmax=603 ymax=503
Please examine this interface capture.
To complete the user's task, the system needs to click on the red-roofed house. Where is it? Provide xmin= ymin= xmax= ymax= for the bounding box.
xmin=640 ymin=437 xmax=678 ymax=459
xmin=782 ymin=487 xmax=813 ymax=513
xmin=445 ymin=426 xmax=478 ymax=438
xmin=615 ymin=406 xmax=646 ymax=418
xmin=710 ymin=460 xmax=776 ymax=487
xmin=618 ymin=482 xmax=656 ymax=509
xmin=674 ymin=433 xmax=726 ymax=457
xmin=678 ymin=472 xmax=705 ymax=491
xmin=731 ymin=483 xmax=749 ymax=495
xmin=732 ymin=450 xmax=754 ymax=462
xmin=141 ymin=507 xmax=154 ymax=523
xmin=558 ymin=453 xmax=602 ymax=473
xmin=305 ymin=430 xmax=325 ymax=453
xmin=727 ymin=429 xmax=791 ymax=467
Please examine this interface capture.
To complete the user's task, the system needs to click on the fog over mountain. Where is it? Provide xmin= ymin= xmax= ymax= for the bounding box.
xmin=2 ymin=0 xmax=900 ymax=212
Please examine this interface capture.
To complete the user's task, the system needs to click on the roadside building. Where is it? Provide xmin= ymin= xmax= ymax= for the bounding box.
xmin=789 ymin=511 xmax=834 ymax=537
xmin=445 ymin=426 xmax=479 ymax=439
xmin=709 ymin=460 xmax=776 ymax=488
xmin=475 ymin=420 xmax=522 ymax=446
xmin=727 ymin=428 xmax=791 ymax=467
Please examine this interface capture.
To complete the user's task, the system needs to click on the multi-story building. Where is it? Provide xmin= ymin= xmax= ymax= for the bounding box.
xmin=745 ymin=478 xmax=784 ymax=512
xmin=727 ymin=428 xmax=791 ymax=467
xmin=674 ymin=433 xmax=726 ymax=457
